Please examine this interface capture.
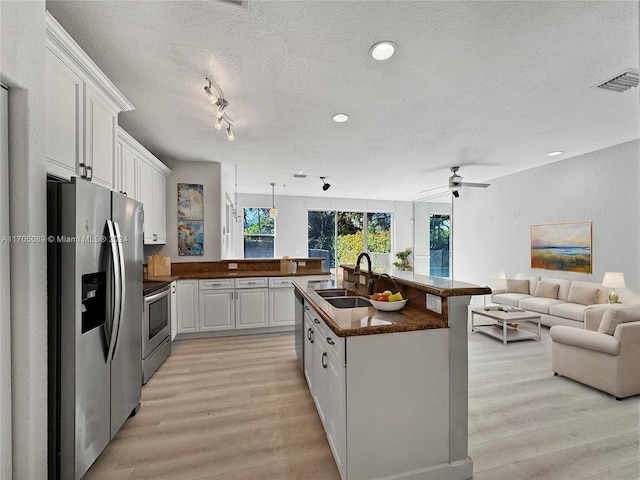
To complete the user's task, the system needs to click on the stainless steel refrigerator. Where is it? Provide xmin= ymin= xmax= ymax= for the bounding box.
xmin=47 ymin=177 xmax=143 ymax=480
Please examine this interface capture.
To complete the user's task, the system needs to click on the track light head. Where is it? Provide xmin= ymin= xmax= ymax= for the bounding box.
xmin=320 ymin=177 xmax=331 ymax=191
xmin=204 ymin=85 xmax=217 ymax=104
xmin=452 ymin=189 xmax=460 ymax=198
xmin=226 ymin=124 xmax=234 ymax=141
xmin=216 ymin=99 xmax=228 ymax=119
xmin=214 ymin=117 xmax=223 ymax=130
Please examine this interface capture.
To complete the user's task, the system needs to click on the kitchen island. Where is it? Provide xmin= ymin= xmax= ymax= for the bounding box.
xmin=295 ymin=270 xmax=490 ymax=480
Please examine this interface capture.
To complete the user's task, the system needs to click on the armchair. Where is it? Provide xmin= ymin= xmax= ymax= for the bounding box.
xmin=550 ymin=305 xmax=640 ymax=399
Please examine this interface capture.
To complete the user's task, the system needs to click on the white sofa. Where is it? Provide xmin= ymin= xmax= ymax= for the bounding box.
xmin=550 ymin=305 xmax=640 ymax=399
xmin=491 ymin=274 xmax=609 ymax=328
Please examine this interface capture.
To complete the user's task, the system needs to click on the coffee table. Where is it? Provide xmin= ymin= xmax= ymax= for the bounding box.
xmin=471 ymin=307 xmax=541 ymax=345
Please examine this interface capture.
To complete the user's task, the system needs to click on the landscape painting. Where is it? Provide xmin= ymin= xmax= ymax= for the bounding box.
xmin=531 ymin=222 xmax=591 ymax=273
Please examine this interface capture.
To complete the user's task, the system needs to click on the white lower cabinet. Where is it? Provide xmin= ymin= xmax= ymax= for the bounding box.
xmin=304 ymin=301 xmax=346 ymax=479
xmin=199 ymin=289 xmax=235 ymax=331
xmin=176 ymin=280 xmax=199 ymax=334
xmin=236 ymin=288 xmax=269 ymax=329
xmin=268 ymin=278 xmax=295 ymax=326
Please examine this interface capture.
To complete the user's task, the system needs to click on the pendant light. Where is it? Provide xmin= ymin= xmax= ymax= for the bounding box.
xmin=269 ymin=182 xmax=278 ymax=218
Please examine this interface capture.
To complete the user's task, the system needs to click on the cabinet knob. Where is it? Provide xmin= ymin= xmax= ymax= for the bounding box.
xmin=313 ymin=318 xmax=320 ymax=324
xmin=326 ymin=337 xmax=335 ymax=345
xmin=86 ymin=165 xmax=93 ymax=180
xmin=153 ymin=233 xmax=158 ymax=242
xmin=322 ymin=352 xmax=328 ymax=369
xmin=304 ymin=306 xmax=309 ymax=311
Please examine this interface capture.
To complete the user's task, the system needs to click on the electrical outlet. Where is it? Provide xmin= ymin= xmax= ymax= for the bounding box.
xmin=426 ymin=293 xmax=442 ymax=314
xmin=228 ymin=263 xmax=238 ymax=270
xmin=298 ymin=261 xmax=306 ymax=267
xmin=359 ymin=275 xmax=366 ymax=285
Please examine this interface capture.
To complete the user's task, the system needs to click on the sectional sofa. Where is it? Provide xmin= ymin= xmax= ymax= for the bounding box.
xmin=491 ymin=274 xmax=609 ymax=328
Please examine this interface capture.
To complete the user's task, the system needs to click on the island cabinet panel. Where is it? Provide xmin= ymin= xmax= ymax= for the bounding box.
xmin=345 ymin=329 xmax=450 ymax=480
xmin=303 ymin=315 xmax=314 ymax=389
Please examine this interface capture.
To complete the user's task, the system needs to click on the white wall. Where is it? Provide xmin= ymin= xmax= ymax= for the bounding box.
xmin=0 ymin=1 xmax=48 ymax=478
xmin=159 ymin=160 xmax=222 ymax=262
xmin=232 ymin=193 xmax=414 ymax=260
xmin=453 ymin=140 xmax=640 ymax=304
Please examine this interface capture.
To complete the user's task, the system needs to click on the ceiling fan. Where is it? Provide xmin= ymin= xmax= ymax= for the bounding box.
xmin=419 ymin=166 xmax=491 ymax=199
xmin=448 ymin=166 xmax=490 ymax=197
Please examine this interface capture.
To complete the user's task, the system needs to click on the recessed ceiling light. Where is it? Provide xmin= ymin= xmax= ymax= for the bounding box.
xmin=547 ymin=151 xmax=564 ymax=157
xmin=332 ymin=113 xmax=349 ymax=123
xmin=370 ymin=41 xmax=396 ymax=61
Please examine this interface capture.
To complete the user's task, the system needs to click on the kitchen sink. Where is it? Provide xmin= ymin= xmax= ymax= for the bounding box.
xmin=315 ymin=288 xmax=349 ymax=298
xmin=325 ymin=296 xmax=373 ymax=309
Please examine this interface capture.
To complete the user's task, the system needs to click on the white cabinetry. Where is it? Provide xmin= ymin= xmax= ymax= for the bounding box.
xmin=234 ymin=278 xmax=269 ymax=329
xmin=138 ymin=156 xmax=168 ymax=244
xmin=45 ymin=12 xmax=133 ymax=189
xmin=116 ymin=126 xmax=170 ymax=244
xmin=199 ymin=279 xmax=235 ymax=331
xmin=176 ymin=280 xmax=199 ymax=334
xmin=268 ymin=278 xmax=295 ymax=326
xmin=170 ymin=281 xmax=177 ymax=341
xmin=303 ymin=301 xmax=346 ymax=477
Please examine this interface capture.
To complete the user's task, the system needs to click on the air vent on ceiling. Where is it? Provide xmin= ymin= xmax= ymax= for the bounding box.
xmin=293 ymin=173 xmax=307 ymax=179
xmin=594 ymin=69 xmax=639 ymax=93
xmin=204 ymin=0 xmax=248 ymax=9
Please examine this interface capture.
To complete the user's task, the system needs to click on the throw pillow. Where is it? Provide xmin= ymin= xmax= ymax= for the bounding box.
xmin=506 ymin=279 xmax=529 ymax=294
xmin=534 ymin=281 xmax=560 ymax=299
xmin=598 ymin=307 xmax=640 ymax=335
xmin=567 ymin=286 xmax=599 ymax=306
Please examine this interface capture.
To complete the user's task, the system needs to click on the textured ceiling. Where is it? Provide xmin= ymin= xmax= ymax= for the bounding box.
xmin=46 ymin=0 xmax=639 ymax=201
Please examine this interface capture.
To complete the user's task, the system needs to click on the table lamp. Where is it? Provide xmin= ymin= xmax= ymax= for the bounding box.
xmin=602 ymin=272 xmax=625 ymax=303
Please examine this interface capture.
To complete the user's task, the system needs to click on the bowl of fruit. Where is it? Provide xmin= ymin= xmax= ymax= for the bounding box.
xmin=369 ymin=290 xmax=407 ymax=311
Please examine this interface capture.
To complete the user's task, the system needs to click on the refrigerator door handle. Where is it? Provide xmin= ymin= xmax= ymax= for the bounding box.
xmin=112 ymin=221 xmax=127 ymax=358
xmin=105 ymin=219 xmax=122 ymax=363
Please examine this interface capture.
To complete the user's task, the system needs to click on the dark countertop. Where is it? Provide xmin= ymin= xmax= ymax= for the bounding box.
xmin=143 ymin=280 xmax=171 ymax=296
xmin=294 ymin=278 xmax=449 ymax=337
xmin=145 ymin=269 xmax=330 ymax=283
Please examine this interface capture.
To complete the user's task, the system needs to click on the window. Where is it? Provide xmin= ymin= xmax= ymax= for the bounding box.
xmin=243 ymin=207 xmax=275 ymax=258
xmin=308 ymin=210 xmax=392 ymax=271
xmin=430 ymin=214 xmax=450 ymax=277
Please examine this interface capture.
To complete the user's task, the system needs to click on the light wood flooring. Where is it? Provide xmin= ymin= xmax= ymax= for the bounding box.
xmin=83 ymin=328 xmax=639 ymax=480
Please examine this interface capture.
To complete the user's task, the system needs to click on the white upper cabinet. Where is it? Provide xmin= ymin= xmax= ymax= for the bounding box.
xmin=45 ymin=11 xmax=133 ymax=189
xmin=116 ymin=126 xmax=170 ymax=244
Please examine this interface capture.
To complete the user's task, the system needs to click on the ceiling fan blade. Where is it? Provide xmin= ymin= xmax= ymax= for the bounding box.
xmin=460 ymin=182 xmax=490 ymax=188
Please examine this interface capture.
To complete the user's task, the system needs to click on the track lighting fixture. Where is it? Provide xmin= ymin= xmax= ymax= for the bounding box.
xmin=204 ymin=76 xmax=236 ymax=141
xmin=320 ymin=177 xmax=331 ymax=191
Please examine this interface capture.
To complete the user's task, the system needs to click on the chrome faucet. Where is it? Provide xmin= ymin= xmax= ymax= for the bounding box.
xmin=354 ymin=252 xmax=375 ymax=295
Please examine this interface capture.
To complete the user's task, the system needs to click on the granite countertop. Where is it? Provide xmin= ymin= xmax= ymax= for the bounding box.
xmin=146 ymin=269 xmax=329 ymax=282
xmin=294 ymin=278 xmax=449 ymax=337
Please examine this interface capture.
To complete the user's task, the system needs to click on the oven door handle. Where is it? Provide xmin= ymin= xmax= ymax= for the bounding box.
xmin=145 ymin=286 xmax=170 ymax=303
xmin=105 ymin=219 xmax=122 ymax=363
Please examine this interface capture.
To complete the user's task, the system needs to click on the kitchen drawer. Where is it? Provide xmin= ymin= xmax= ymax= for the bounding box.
xmin=305 ymin=307 xmax=327 ymax=338
xmin=235 ymin=277 xmax=268 ymax=289
xmin=324 ymin=329 xmax=345 ymax=367
xmin=199 ymin=279 xmax=234 ymax=290
xmin=269 ymin=277 xmax=294 ymax=288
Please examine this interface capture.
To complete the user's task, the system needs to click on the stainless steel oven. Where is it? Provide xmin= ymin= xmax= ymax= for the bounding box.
xmin=143 ymin=282 xmax=171 ymax=384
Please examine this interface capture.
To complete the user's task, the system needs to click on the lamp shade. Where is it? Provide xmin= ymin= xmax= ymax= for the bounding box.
xmin=602 ymin=272 xmax=625 ymax=288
